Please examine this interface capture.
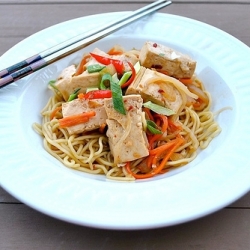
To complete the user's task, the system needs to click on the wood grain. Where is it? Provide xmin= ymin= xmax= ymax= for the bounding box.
xmin=0 ymin=204 xmax=249 ymax=250
xmin=0 ymin=2 xmax=249 ymax=57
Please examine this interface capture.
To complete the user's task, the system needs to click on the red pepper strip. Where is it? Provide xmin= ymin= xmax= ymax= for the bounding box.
xmin=90 ymin=53 xmax=124 ymax=74
xmin=78 ymin=90 xmax=112 ymax=100
xmin=120 ymin=61 xmax=136 ymax=88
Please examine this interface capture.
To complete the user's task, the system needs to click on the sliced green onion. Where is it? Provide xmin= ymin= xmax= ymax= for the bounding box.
xmin=67 ymin=88 xmax=81 ymax=102
xmin=112 ymin=73 xmax=119 ymax=84
xmin=110 ymin=81 xmax=126 ymax=115
xmin=48 ymin=80 xmax=61 ymax=94
xmin=87 ymin=64 xmax=105 ymax=73
xmin=118 ymin=71 xmax=132 ymax=86
xmin=143 ymin=101 xmax=175 ymax=116
xmin=100 ymin=73 xmax=112 ymax=90
xmin=48 ymin=80 xmax=58 ymax=89
xmin=146 ymin=120 xmax=162 ymax=134
xmin=49 ymin=80 xmax=56 ymax=85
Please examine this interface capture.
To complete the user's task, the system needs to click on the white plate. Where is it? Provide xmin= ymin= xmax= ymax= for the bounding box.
xmin=0 ymin=12 xmax=250 ymax=230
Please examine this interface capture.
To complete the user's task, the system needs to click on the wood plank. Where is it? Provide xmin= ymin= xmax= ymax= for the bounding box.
xmin=0 ymin=187 xmax=21 ymax=203
xmin=2 ymin=185 xmax=249 ymax=207
xmin=0 ymin=3 xmax=249 ymax=57
xmin=0 ymin=203 xmax=249 ymax=249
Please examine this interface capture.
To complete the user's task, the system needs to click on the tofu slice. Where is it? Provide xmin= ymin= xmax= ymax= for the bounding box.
xmin=55 ymin=65 xmax=101 ymax=101
xmin=62 ymin=98 xmax=107 ymax=135
xmin=104 ymin=95 xmax=149 ymax=164
xmin=126 ymin=67 xmax=184 ymax=113
xmin=139 ymin=41 xmax=196 ymax=79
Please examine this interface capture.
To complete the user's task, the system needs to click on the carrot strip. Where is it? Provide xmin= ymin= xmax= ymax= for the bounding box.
xmin=143 ymin=107 xmax=154 ymax=121
xmin=50 ymin=106 xmax=62 ymax=120
xmin=126 ymin=136 xmax=185 ymax=179
xmin=99 ymin=123 xmax=107 ymax=133
xmin=149 ymin=137 xmax=178 ymax=155
xmin=107 ymin=47 xmax=124 ymax=55
xmin=179 ymin=78 xmax=193 ymax=85
xmin=168 ymin=119 xmax=182 ymax=133
xmin=75 ymin=54 xmax=91 ymax=76
xmin=58 ymin=111 xmax=96 ymax=128
xmin=148 ymin=114 xmax=168 ymax=149
xmin=78 ymin=93 xmax=85 ymax=99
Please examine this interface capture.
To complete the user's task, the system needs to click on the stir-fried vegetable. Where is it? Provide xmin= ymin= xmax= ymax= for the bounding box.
xmin=120 ymin=62 xmax=136 ymax=88
xmin=90 ymin=53 xmax=125 ymax=74
xmin=118 ymin=71 xmax=132 ymax=86
xmin=50 ymin=106 xmax=62 ymax=120
xmin=146 ymin=120 xmax=162 ymax=135
xmin=110 ymin=80 xmax=126 ymax=115
xmin=100 ymin=73 xmax=112 ymax=90
xmin=58 ymin=111 xmax=96 ymax=128
xmin=67 ymin=88 xmax=81 ymax=102
xmin=78 ymin=90 xmax=112 ymax=99
xmin=87 ymin=64 xmax=105 ymax=73
xmin=143 ymin=101 xmax=175 ymax=116
xmin=125 ymin=135 xmax=185 ymax=179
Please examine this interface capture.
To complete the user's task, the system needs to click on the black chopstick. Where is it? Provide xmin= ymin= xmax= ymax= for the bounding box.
xmin=0 ymin=0 xmax=172 ymax=89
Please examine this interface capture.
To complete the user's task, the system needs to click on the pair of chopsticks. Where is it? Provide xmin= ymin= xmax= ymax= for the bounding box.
xmin=0 ymin=0 xmax=172 ymax=89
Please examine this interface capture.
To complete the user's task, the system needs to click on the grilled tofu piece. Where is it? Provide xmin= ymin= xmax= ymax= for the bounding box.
xmin=126 ymin=67 xmax=185 ymax=113
xmin=62 ymin=98 xmax=107 ymax=135
xmin=55 ymin=65 xmax=101 ymax=101
xmin=139 ymin=41 xmax=196 ymax=79
xmin=104 ymin=95 xmax=149 ymax=164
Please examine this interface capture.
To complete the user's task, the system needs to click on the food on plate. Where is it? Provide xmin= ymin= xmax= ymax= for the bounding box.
xmin=33 ymin=41 xmax=221 ymax=180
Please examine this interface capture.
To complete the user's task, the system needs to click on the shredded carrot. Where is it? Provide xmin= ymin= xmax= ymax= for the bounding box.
xmin=78 ymin=93 xmax=85 ymax=99
xmin=99 ymin=123 xmax=107 ymax=133
xmin=58 ymin=111 xmax=96 ymax=128
xmin=107 ymin=45 xmax=124 ymax=55
xmin=107 ymin=48 xmax=123 ymax=55
xmin=143 ymin=107 xmax=154 ymax=121
xmin=50 ymin=106 xmax=62 ymax=120
xmin=179 ymin=78 xmax=193 ymax=85
xmin=126 ymin=136 xmax=185 ymax=179
xmin=75 ymin=54 xmax=91 ymax=76
xmin=148 ymin=114 xmax=168 ymax=149
xmin=149 ymin=137 xmax=179 ymax=155
xmin=168 ymin=119 xmax=182 ymax=133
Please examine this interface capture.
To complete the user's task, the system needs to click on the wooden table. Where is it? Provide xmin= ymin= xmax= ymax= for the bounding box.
xmin=0 ymin=1 xmax=249 ymax=249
